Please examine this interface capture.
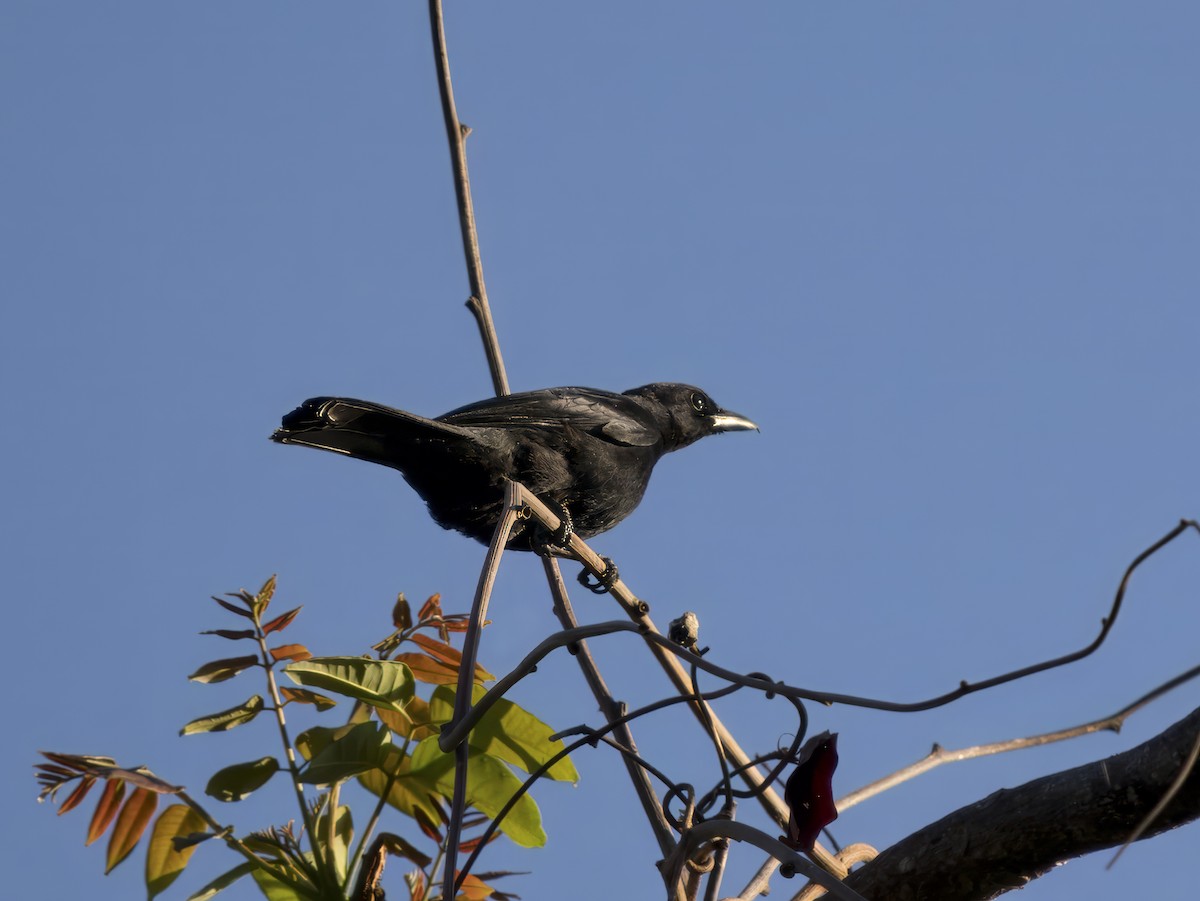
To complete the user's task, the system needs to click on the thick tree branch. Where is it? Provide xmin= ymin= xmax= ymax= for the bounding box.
xmin=842 ymin=706 xmax=1200 ymax=901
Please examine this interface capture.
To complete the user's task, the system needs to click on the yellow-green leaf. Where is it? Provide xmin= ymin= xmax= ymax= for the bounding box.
xmin=250 ymin=863 xmax=312 ymax=901
xmin=300 ymin=722 xmax=389 ymax=786
xmin=410 ymin=738 xmax=546 ymax=848
xmin=180 ymin=696 xmax=265 ymax=735
xmin=105 ymin=787 xmax=158 ymax=873
xmin=146 ymin=804 xmax=209 ymax=899
xmin=250 ymin=576 xmax=276 ymax=619
xmin=430 ymin=686 xmax=578 ymax=782
xmin=314 ymin=804 xmax=352 ymax=881
xmin=284 ymin=657 xmax=414 ymax=714
xmin=188 ymin=656 xmax=259 ymax=684
xmin=183 ymin=861 xmax=254 ymax=901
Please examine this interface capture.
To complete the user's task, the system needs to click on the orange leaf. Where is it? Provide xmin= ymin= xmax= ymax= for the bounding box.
xmin=105 ymin=787 xmax=158 ymax=873
xmin=57 ymin=775 xmax=96 ymax=815
xmin=393 ymin=653 xmax=461 ymax=685
xmin=85 ymin=779 xmax=126 ymax=845
xmin=409 ymin=634 xmax=493 ymax=682
xmin=262 ymin=606 xmax=302 ymax=635
xmin=269 ymin=643 xmax=311 ymax=663
xmin=457 ymin=874 xmax=495 ymax=900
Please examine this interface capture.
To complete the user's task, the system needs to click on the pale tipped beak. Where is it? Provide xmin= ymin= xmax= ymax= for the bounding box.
xmin=709 ymin=412 xmax=759 ymax=433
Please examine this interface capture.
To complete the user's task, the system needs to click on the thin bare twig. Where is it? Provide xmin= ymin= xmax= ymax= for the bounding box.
xmin=839 ymin=659 xmax=1200 ymax=812
xmin=427 ymin=0 xmax=508 ymax=396
xmin=665 ymin=820 xmax=867 ymax=901
xmin=440 ymin=482 xmax=521 ymax=901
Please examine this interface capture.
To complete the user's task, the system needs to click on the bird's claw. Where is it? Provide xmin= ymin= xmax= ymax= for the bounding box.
xmin=550 ymin=503 xmax=574 ymax=547
xmin=578 ymin=556 xmax=619 ymax=594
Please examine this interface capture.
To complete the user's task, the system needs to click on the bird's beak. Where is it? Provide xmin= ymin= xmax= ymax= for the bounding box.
xmin=709 ymin=411 xmax=759 ymax=433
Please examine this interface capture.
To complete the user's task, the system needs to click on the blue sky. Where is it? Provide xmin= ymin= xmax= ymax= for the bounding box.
xmin=4 ymin=4 xmax=1198 ymax=899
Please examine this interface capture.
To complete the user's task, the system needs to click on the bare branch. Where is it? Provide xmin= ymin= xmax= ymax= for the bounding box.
xmin=427 ymin=0 xmax=508 ymax=396
xmin=842 ymin=706 xmax=1200 ymax=900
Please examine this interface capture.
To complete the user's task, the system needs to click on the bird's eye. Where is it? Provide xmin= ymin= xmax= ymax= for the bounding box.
xmin=690 ymin=392 xmax=710 ymax=414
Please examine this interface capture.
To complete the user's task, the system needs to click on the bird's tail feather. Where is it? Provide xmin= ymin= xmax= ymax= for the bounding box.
xmin=271 ymin=397 xmax=470 ymax=470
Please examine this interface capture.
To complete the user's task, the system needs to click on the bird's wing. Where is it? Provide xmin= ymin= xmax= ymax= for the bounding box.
xmin=439 ymin=387 xmax=660 ymax=447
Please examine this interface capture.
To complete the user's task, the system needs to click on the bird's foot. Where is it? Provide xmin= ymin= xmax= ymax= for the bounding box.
xmin=550 ymin=503 xmax=574 ymax=547
xmin=578 ymin=556 xmax=619 ymax=594
xmin=530 ymin=503 xmax=575 ymax=558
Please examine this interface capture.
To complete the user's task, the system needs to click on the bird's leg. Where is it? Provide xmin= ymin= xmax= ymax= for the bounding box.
xmin=578 ymin=556 xmax=619 ymax=594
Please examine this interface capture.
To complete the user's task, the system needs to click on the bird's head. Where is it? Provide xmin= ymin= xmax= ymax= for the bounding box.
xmin=624 ymin=383 xmax=758 ymax=451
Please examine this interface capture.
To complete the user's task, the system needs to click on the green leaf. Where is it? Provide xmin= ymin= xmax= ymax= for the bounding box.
xmin=314 ymin=804 xmax=353 ymax=881
xmin=284 ymin=657 xmax=414 ymax=714
xmin=146 ymin=804 xmax=209 ymax=899
xmin=300 ymin=722 xmax=390 ymax=786
xmin=410 ymin=738 xmax=546 ymax=848
xmin=250 ymin=864 xmax=313 ymax=901
xmin=180 ymin=696 xmax=265 ymax=736
xmin=188 ymin=656 xmax=259 ymax=684
xmin=279 ymin=687 xmax=336 ymax=711
xmin=430 ymin=686 xmax=578 ymax=782
xmin=205 ymin=757 xmax=280 ymax=802
xmin=106 ymin=787 xmax=158 ymax=873
xmin=184 ymin=861 xmax=254 ymax=901
xmin=356 ymin=746 xmax=442 ymax=825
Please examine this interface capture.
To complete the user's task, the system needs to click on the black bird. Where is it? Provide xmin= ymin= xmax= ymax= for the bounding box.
xmin=272 ymin=383 xmax=757 ymax=550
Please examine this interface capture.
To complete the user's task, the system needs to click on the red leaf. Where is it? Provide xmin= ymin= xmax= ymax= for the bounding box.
xmin=417 ymin=593 xmax=443 ymax=622
xmin=57 ymin=775 xmax=96 ymax=815
xmin=782 ymin=732 xmax=839 ymax=852
xmin=86 ymin=779 xmax=126 ymax=845
xmin=105 ymin=787 xmax=158 ymax=873
xmin=262 ymin=606 xmax=302 ymax=635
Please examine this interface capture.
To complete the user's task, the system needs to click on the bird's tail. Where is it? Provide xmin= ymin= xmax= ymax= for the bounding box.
xmin=271 ymin=397 xmax=471 ymax=471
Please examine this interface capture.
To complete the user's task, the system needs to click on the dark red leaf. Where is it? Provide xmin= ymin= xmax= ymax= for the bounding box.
xmin=782 ymin=732 xmax=839 ymax=852
xmin=212 ymin=596 xmax=253 ymax=618
xmin=393 ymin=595 xmax=413 ymax=631
xmin=200 ymin=629 xmax=257 ymax=640
xmin=262 ymin=606 xmax=302 ymax=635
